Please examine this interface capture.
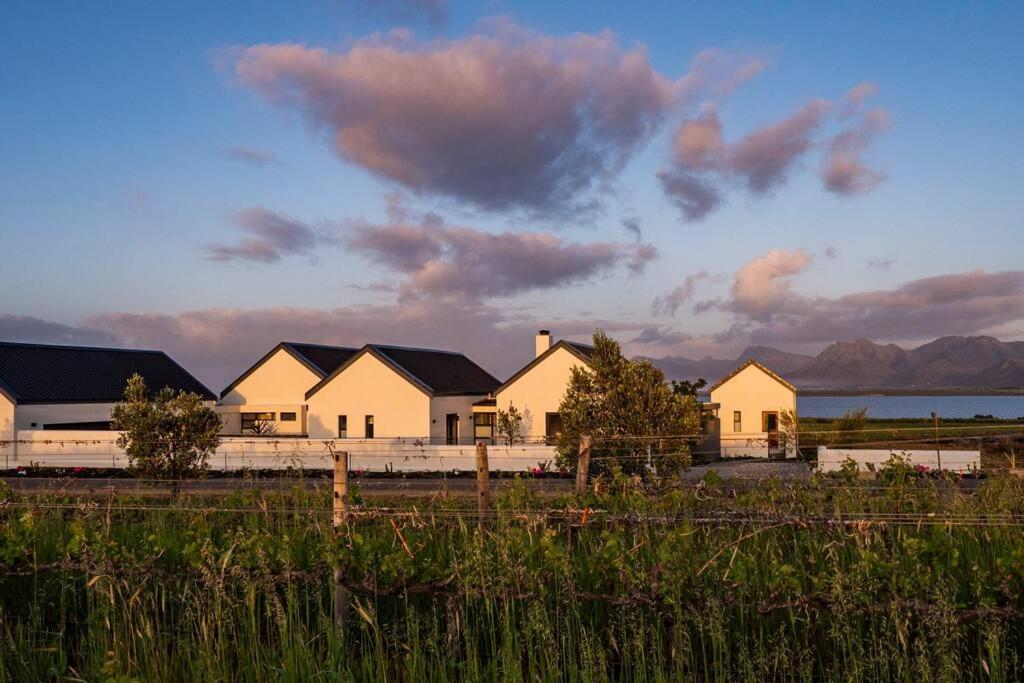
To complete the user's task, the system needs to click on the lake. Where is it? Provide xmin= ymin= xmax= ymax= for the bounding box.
xmin=797 ymin=395 xmax=1024 ymax=419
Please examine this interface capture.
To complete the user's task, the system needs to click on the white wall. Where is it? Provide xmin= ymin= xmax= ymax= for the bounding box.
xmin=496 ymin=346 xmax=586 ymax=440
xmin=218 ymin=348 xmax=322 ymax=434
xmin=817 ymin=446 xmax=980 ymax=473
xmin=711 ymin=365 xmax=796 ymax=440
xmin=306 ymin=353 xmax=430 ymax=439
xmin=9 ymin=429 xmax=557 ymax=472
xmin=429 ymin=395 xmax=486 ymax=444
xmin=14 ymin=402 xmax=118 ymax=429
xmin=0 ymin=396 xmax=14 ymax=463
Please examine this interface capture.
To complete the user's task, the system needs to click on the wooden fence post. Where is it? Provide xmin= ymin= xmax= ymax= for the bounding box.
xmin=476 ymin=441 xmax=490 ymax=516
xmin=575 ymin=435 xmax=592 ymax=496
xmin=332 ymin=450 xmax=350 ymax=635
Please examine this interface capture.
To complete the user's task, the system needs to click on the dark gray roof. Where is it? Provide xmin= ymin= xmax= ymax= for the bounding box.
xmin=220 ymin=342 xmax=359 ymax=398
xmin=0 ymin=341 xmax=214 ymax=404
xmin=306 ymin=344 xmax=500 ymax=399
xmin=282 ymin=342 xmax=360 ymax=376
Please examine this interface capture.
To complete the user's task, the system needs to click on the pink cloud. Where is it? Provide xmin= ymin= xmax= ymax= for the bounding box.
xmin=205 ymin=207 xmax=339 ymax=263
xmin=346 ymin=201 xmax=657 ymax=301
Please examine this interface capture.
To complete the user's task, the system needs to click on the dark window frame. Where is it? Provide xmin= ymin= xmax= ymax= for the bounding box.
xmin=338 ymin=415 xmax=348 ymax=439
xmin=733 ymin=410 xmax=742 ymax=433
xmin=280 ymin=411 xmax=297 ymax=422
xmin=365 ymin=415 xmax=374 ymax=439
xmin=241 ymin=412 xmax=275 ymax=433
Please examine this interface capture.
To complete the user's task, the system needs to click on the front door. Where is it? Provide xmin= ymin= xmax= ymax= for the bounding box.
xmin=446 ymin=413 xmax=460 ymax=445
xmin=763 ymin=411 xmax=781 ymax=458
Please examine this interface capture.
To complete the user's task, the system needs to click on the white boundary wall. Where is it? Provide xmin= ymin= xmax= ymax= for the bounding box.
xmin=5 ymin=430 xmax=557 ymax=473
xmin=817 ymin=446 xmax=980 ymax=473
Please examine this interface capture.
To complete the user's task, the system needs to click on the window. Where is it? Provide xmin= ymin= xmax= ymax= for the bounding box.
xmin=733 ymin=411 xmax=742 ymax=433
xmin=473 ymin=412 xmax=495 ymax=442
xmin=365 ymin=415 xmax=374 ymax=439
xmin=241 ymin=412 xmax=275 ymax=433
xmin=545 ymin=412 xmax=563 ymax=445
xmin=337 ymin=415 xmax=348 ymax=439
xmin=280 ymin=412 xmax=297 ymax=422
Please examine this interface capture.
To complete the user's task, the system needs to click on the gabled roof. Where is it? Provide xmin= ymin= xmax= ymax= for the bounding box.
xmin=305 ymin=344 xmax=500 ymax=399
xmin=220 ymin=342 xmax=359 ymax=398
xmin=708 ymin=359 xmax=797 ymax=394
xmin=0 ymin=341 xmax=214 ymax=404
xmin=495 ymin=339 xmax=595 ymax=394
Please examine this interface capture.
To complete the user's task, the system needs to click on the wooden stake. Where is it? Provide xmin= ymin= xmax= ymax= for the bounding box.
xmin=332 ymin=450 xmax=350 ymax=635
xmin=333 ymin=450 xmax=349 ymax=528
xmin=475 ymin=441 xmax=490 ymax=516
xmin=575 ymin=435 xmax=592 ymax=496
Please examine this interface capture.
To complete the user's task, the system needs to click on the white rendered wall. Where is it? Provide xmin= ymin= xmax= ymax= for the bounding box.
xmin=496 ymin=346 xmax=587 ymax=440
xmin=710 ymin=365 xmax=796 ymax=440
xmin=306 ymin=353 xmax=430 ymax=439
xmin=428 ymin=395 xmax=486 ymax=444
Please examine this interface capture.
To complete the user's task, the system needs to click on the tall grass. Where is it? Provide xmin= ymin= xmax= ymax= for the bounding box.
xmin=2 ymin=475 xmax=1024 ymax=680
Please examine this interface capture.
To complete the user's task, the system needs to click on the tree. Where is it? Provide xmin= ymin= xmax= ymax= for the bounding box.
xmin=779 ymin=408 xmax=800 ymax=458
xmin=671 ymin=378 xmax=707 ymax=398
xmin=831 ymin=407 xmax=868 ymax=445
xmin=555 ymin=331 xmax=701 ymax=477
xmin=496 ymin=403 xmax=523 ymax=445
xmin=112 ymin=374 xmax=222 ymax=489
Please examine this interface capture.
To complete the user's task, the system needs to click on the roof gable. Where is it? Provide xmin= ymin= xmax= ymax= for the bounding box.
xmin=0 ymin=341 xmax=214 ymax=403
xmin=708 ymin=359 xmax=797 ymax=394
xmin=305 ymin=344 xmax=500 ymax=400
xmin=496 ymin=340 xmax=595 ymax=394
xmin=220 ymin=342 xmax=358 ymax=398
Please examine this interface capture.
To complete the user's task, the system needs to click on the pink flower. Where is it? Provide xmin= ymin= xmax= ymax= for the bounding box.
xmin=73 ymin=467 xmax=86 ymax=474
xmin=914 ymin=464 xmax=930 ymax=473
xmin=530 ymin=467 xmax=543 ymax=476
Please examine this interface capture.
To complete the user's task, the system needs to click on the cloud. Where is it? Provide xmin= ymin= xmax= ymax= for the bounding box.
xmin=660 ymin=82 xmax=889 ymax=221
xmin=704 ymin=254 xmax=1024 ymax=347
xmin=629 ymin=325 xmax=692 ymax=346
xmin=652 ymin=270 xmax=716 ymax=316
xmin=620 ymin=217 xmax=642 ymax=241
xmin=824 ymin=246 xmax=839 ymax=259
xmin=866 ymin=257 xmax=896 ymax=271
xmin=726 ymin=100 xmax=830 ymax=193
xmin=223 ymin=144 xmax=283 ymax=167
xmin=657 ymin=169 xmax=722 ymax=221
xmin=0 ymin=314 xmax=119 ymax=347
xmin=346 ymin=202 xmax=657 ymax=301
xmin=206 ymin=207 xmax=338 ymax=263
xmin=729 ymin=249 xmax=813 ymax=318
xmin=821 ymin=108 xmax=889 ymax=195
xmin=228 ymin=26 xmax=760 ymax=216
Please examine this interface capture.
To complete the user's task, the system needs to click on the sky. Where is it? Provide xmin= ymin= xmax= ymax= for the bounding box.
xmin=1 ymin=1 xmax=1022 ymax=388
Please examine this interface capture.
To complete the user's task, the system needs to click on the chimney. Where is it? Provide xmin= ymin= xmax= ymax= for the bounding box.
xmin=535 ymin=330 xmax=551 ymax=358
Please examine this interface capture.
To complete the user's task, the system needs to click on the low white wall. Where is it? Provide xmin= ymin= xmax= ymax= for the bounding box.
xmin=6 ymin=430 xmax=557 ymax=473
xmin=817 ymin=446 xmax=980 ymax=473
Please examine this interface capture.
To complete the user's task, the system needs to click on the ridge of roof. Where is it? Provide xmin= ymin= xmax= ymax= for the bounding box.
xmin=495 ymin=339 xmax=594 ymax=394
xmin=707 ymin=359 xmax=797 ymax=394
xmin=305 ymin=344 xmax=499 ymax=400
xmin=0 ymin=340 xmax=164 ymax=354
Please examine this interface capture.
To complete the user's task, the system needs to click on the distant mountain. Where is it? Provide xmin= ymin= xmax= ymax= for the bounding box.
xmin=643 ymin=335 xmax=1024 ymax=390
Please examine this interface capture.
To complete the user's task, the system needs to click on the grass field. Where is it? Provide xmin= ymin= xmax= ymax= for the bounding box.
xmin=3 ymin=469 xmax=1024 ymax=681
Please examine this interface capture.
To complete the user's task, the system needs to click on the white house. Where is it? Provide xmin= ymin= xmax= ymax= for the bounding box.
xmin=0 ymin=341 xmax=215 ymax=451
xmin=218 ymin=342 xmax=358 ymax=435
xmin=304 ymin=344 xmax=500 ymax=443
xmin=708 ymin=359 xmax=797 ymax=458
xmin=484 ymin=331 xmax=594 ymax=443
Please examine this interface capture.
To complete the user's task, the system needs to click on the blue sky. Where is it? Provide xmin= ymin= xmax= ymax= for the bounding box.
xmin=1 ymin=1 xmax=1022 ymax=385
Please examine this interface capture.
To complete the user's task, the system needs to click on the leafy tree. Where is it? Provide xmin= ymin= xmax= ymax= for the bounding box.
xmin=555 ymin=331 xmax=701 ymax=477
xmin=112 ymin=374 xmax=222 ymax=489
xmin=831 ymin=407 xmax=868 ymax=445
xmin=496 ymin=404 xmax=523 ymax=445
xmin=671 ymin=378 xmax=707 ymax=397
xmin=779 ymin=408 xmax=800 ymax=457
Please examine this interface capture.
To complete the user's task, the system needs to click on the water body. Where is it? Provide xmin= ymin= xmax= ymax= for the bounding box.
xmin=797 ymin=395 xmax=1024 ymax=419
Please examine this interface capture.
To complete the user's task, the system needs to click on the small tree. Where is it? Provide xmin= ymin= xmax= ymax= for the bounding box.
xmin=671 ymin=378 xmax=707 ymax=398
xmin=831 ymin=407 xmax=868 ymax=445
xmin=779 ymin=408 xmax=800 ymax=458
xmin=555 ymin=331 xmax=701 ymax=478
xmin=112 ymin=374 xmax=222 ymax=490
xmin=496 ymin=403 xmax=523 ymax=445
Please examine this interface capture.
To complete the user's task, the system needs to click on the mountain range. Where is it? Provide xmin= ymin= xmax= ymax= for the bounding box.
xmin=644 ymin=336 xmax=1024 ymax=390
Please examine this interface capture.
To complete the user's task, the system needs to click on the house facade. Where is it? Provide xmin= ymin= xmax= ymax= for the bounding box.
xmin=0 ymin=341 xmax=215 ymax=447
xmin=305 ymin=344 xmax=499 ymax=443
xmin=708 ymin=360 xmax=797 ymax=458
xmin=218 ymin=342 xmax=357 ymax=435
xmin=481 ymin=331 xmax=594 ymax=443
